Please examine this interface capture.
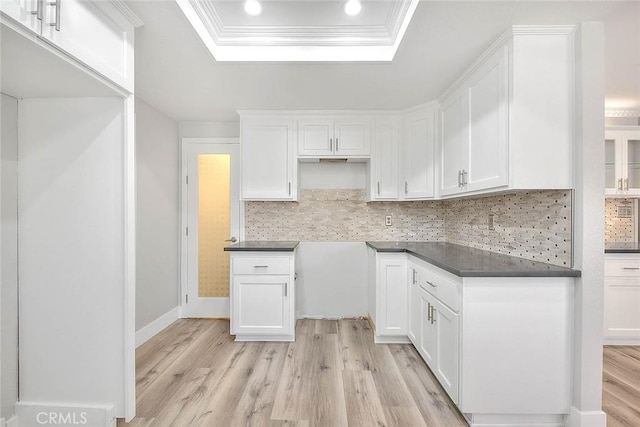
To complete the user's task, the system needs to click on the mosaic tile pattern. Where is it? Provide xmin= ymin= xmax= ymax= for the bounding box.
xmin=245 ymin=189 xmax=573 ymax=267
xmin=443 ymin=191 xmax=573 ymax=267
xmin=245 ymin=190 xmax=445 ymax=242
xmin=605 ymin=198 xmax=636 ymax=243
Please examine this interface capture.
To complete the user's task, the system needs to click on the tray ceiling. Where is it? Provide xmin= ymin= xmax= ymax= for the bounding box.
xmin=175 ymin=0 xmax=419 ymax=61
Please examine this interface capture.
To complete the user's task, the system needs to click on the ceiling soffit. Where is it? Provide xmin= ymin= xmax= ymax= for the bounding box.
xmin=175 ymin=0 xmax=419 ymax=61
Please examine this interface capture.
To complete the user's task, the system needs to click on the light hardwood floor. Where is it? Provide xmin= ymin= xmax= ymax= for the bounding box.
xmin=603 ymin=345 xmax=640 ymax=427
xmin=119 ymin=318 xmax=467 ymax=427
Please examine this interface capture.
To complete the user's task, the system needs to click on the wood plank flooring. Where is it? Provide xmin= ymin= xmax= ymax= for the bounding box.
xmin=603 ymin=346 xmax=640 ymax=427
xmin=121 ymin=320 xmax=640 ymax=427
xmin=119 ymin=319 xmax=467 ymax=427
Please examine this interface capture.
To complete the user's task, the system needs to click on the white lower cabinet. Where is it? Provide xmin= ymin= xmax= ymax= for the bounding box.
xmin=377 ymin=252 xmax=574 ymax=426
xmin=370 ymin=253 xmax=408 ymax=343
xmin=604 ymin=254 xmax=640 ymax=344
xmin=230 ymin=252 xmax=296 ymax=341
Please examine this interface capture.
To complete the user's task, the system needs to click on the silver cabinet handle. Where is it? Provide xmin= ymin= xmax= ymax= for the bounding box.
xmin=284 ymin=282 xmax=288 ymax=297
xmin=427 ymin=302 xmax=432 ymax=321
xmin=288 ymin=182 xmax=291 ymax=195
xmin=48 ymin=0 xmax=60 ymax=31
xmin=622 ymin=267 xmax=640 ymax=270
xmin=625 ymin=178 xmax=629 ymax=191
xmin=458 ymin=170 xmax=462 ymax=187
xmin=426 ymin=280 xmax=437 ymax=288
xmin=31 ymin=0 xmax=43 ymax=20
xmin=336 ymin=138 xmax=339 ymax=152
xmin=462 ymin=169 xmax=468 ymax=186
xmin=412 ymin=268 xmax=417 ymax=285
xmin=618 ymin=178 xmax=623 ymax=191
xmin=405 ymin=181 xmax=408 ymax=194
xmin=225 ymin=237 xmax=237 ymax=243
xmin=330 ymin=138 xmax=333 ymax=152
xmin=253 ymin=265 xmax=269 ymax=268
xmin=431 ymin=306 xmax=436 ymax=324
xmin=377 ymin=181 xmax=381 ymax=195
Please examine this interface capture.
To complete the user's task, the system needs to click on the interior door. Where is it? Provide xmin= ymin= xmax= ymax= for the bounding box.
xmin=182 ymin=138 xmax=240 ymax=318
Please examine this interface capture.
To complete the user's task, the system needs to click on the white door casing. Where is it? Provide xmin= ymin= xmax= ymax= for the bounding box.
xmin=181 ymin=138 xmax=241 ymax=318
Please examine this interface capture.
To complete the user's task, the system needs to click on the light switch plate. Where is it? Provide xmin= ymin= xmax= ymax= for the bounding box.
xmin=385 ymin=215 xmax=392 ymax=226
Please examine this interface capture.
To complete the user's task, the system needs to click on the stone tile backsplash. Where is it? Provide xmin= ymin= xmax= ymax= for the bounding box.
xmin=605 ymin=198 xmax=636 ymax=243
xmin=443 ymin=191 xmax=572 ymax=266
xmin=245 ymin=190 xmax=445 ymax=242
xmin=245 ymin=189 xmax=573 ymax=267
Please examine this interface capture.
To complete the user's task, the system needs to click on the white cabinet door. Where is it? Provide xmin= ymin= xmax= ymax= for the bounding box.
xmin=621 ymin=130 xmax=640 ymax=195
xmin=1 ymin=0 xmax=42 ymax=33
xmin=241 ymin=119 xmax=296 ymax=200
xmin=434 ymin=298 xmax=460 ymax=404
xmin=407 ymin=267 xmax=420 ymax=346
xmin=298 ymin=119 xmax=333 ymax=156
xmin=605 ymin=132 xmax=619 ymax=195
xmin=419 ymin=290 xmax=436 ymax=366
xmin=376 ymin=256 xmax=408 ymax=337
xmin=604 ymin=277 xmax=640 ymax=340
xmin=403 ymin=108 xmax=435 ymax=199
xmin=40 ymin=0 xmax=134 ymax=92
xmin=232 ymin=276 xmax=291 ymax=335
xmin=439 ymin=93 xmax=465 ymax=196
xmin=334 ymin=119 xmax=371 ymax=156
xmin=370 ymin=118 xmax=399 ymax=200
xmin=465 ymin=47 xmax=508 ymax=193
xmin=604 ymin=129 xmax=640 ymax=196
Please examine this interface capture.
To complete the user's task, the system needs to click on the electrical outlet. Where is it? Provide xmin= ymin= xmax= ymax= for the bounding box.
xmin=488 ymin=214 xmax=495 ymax=230
xmin=385 ymin=215 xmax=392 ymax=226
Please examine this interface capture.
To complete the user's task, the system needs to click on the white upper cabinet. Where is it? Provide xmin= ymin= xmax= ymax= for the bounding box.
xmin=368 ymin=117 xmax=400 ymax=201
xmin=440 ymin=47 xmax=508 ymax=197
xmin=402 ymin=104 xmax=437 ymax=199
xmin=605 ymin=128 xmax=640 ymax=196
xmin=298 ymin=117 xmax=371 ymax=157
xmin=240 ymin=116 xmax=297 ymax=201
xmin=439 ymin=26 xmax=575 ymax=198
xmin=1 ymin=0 xmax=136 ymax=93
xmin=1 ymin=0 xmax=41 ymax=33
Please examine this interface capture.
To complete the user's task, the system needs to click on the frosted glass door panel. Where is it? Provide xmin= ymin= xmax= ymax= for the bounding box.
xmin=198 ymin=154 xmax=231 ymax=298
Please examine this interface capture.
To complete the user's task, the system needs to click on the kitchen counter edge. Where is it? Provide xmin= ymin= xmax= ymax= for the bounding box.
xmin=224 ymin=241 xmax=299 ymax=252
xmin=366 ymin=241 xmax=581 ymax=278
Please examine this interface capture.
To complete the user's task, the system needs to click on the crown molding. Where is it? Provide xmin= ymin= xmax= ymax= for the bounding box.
xmin=177 ymin=0 xmax=418 ymax=60
xmin=109 ymin=0 xmax=144 ymax=28
xmin=605 ymin=108 xmax=640 ymax=118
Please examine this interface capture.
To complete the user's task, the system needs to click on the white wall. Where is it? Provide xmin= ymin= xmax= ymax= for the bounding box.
xmin=567 ymin=22 xmax=607 ymax=427
xmin=295 ymin=242 xmax=368 ymax=318
xmin=136 ymin=98 xmax=180 ymax=330
xmin=18 ymin=98 xmax=127 ymax=416
xmin=179 ymin=121 xmax=239 ymax=138
xmin=1 ymin=93 xmax=19 ymax=421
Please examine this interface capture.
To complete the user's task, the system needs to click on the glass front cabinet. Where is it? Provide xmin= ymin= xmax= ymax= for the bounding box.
xmin=605 ymin=128 xmax=640 ymax=196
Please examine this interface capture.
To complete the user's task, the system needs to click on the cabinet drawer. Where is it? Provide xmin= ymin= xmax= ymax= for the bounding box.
xmin=413 ymin=260 xmax=460 ymax=312
xmin=233 ymin=257 xmax=291 ymax=275
xmin=605 ymin=259 xmax=640 ymax=277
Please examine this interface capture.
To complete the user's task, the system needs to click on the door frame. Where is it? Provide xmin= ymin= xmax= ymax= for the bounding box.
xmin=180 ymin=137 xmax=244 ymax=318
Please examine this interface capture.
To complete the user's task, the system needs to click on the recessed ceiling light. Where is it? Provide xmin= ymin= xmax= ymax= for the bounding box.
xmin=344 ymin=0 xmax=362 ymax=16
xmin=244 ymin=0 xmax=262 ymax=16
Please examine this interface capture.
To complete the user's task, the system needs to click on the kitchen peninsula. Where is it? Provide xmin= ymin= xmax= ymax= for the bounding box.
xmin=226 ymin=240 xmax=579 ymax=427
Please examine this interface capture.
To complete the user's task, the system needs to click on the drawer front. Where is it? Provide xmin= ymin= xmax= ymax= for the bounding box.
xmin=413 ymin=259 xmax=460 ymax=312
xmin=605 ymin=259 xmax=640 ymax=277
xmin=233 ymin=257 xmax=291 ymax=275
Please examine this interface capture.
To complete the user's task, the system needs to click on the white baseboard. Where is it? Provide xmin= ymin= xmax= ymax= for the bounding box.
xmin=564 ymin=407 xmax=607 ymax=427
xmin=135 ymin=306 xmax=180 ymax=348
xmin=16 ymin=402 xmax=113 ymax=427
xmin=603 ymin=337 xmax=640 ymax=345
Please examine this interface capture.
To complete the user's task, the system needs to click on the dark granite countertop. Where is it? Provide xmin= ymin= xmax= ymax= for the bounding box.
xmin=605 ymin=242 xmax=640 ymax=254
xmin=366 ymin=241 xmax=581 ymax=278
xmin=224 ymin=241 xmax=299 ymax=252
